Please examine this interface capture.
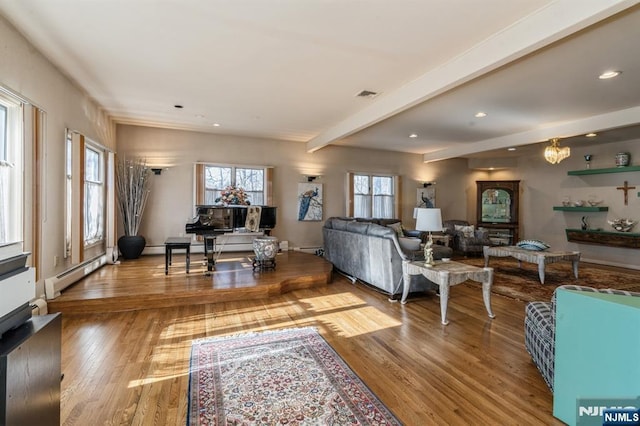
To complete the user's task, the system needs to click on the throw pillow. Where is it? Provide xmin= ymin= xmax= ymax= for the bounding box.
xmin=387 ymin=222 xmax=404 ymax=238
xmin=516 ymin=239 xmax=550 ymax=251
xmin=454 ymin=224 xmax=475 ymax=238
xmin=398 ymin=237 xmax=421 ymax=252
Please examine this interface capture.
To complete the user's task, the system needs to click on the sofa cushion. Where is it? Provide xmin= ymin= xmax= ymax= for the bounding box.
xmin=399 ymin=237 xmax=421 ymax=251
xmin=454 ymin=224 xmax=475 ymax=238
xmin=387 ymin=221 xmax=404 ymax=238
xmin=345 ymin=221 xmax=370 ymax=235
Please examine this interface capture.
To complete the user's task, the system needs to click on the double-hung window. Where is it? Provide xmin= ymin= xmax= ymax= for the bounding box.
xmin=350 ymin=173 xmax=398 ymax=218
xmin=84 ymin=144 xmax=104 ymax=246
xmin=0 ymin=92 xmax=23 ymax=246
xmin=201 ymin=164 xmax=266 ymax=206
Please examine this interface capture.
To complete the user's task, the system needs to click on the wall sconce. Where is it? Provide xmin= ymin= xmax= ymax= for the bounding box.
xmin=422 ymin=181 xmax=435 ymax=188
xmin=151 ymin=168 xmax=163 ymax=175
xmin=305 ymin=175 xmax=322 ymax=182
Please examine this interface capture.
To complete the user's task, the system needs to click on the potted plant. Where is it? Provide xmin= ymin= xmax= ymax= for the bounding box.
xmin=115 ymin=156 xmax=152 ymax=259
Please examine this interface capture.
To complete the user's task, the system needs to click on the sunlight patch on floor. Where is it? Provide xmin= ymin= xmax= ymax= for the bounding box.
xmin=300 ymin=293 xmax=401 ymax=337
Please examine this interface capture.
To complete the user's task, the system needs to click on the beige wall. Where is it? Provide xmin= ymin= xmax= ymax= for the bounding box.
xmin=116 ymin=124 xmax=465 ymax=250
xmin=1 ymin=15 xmax=114 ymax=297
xmin=117 ymin=124 xmax=640 ymax=269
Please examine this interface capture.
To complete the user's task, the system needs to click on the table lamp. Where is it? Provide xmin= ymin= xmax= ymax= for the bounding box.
xmin=415 ymin=208 xmax=443 ymax=267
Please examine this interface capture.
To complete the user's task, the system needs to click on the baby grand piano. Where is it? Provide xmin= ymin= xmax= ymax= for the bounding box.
xmin=185 ymin=205 xmax=277 ymax=272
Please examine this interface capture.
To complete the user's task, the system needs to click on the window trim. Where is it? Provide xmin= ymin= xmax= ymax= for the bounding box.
xmin=347 ymin=172 xmax=401 ymax=219
xmin=195 ymin=162 xmax=273 ymax=207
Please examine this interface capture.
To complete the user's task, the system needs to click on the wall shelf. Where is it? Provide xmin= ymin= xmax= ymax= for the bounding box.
xmin=565 ymin=228 xmax=640 ymax=249
xmin=552 ymin=206 xmax=608 ymax=212
xmin=567 ymin=165 xmax=640 ymax=176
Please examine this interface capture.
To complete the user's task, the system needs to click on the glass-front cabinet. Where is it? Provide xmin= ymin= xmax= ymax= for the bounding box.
xmin=476 ymin=180 xmax=520 ymax=245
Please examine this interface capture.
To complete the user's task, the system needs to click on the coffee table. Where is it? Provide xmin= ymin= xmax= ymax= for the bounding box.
xmin=402 ymin=259 xmax=495 ymax=325
xmin=483 ymin=245 xmax=580 ymax=284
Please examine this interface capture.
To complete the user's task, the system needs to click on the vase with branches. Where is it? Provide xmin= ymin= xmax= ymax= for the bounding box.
xmin=116 ymin=156 xmax=152 ymax=259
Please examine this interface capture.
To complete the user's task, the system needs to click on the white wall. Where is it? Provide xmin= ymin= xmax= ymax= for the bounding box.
xmin=1 ymin=15 xmax=114 ymax=297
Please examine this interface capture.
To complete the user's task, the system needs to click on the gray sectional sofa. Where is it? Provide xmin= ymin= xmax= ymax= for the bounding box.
xmin=322 ymin=217 xmax=452 ymax=297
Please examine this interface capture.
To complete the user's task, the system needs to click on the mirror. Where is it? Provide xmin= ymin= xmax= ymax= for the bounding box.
xmin=481 ymin=189 xmax=512 ymax=223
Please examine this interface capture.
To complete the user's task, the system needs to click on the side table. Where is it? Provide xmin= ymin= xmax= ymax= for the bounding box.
xmin=402 ymin=259 xmax=495 ymax=325
xmin=165 ymin=237 xmax=192 ymax=275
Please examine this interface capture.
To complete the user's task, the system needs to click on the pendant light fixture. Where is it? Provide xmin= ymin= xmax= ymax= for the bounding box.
xmin=544 ymin=138 xmax=570 ymax=164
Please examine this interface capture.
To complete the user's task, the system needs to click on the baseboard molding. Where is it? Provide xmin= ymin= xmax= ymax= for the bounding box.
xmin=44 ymin=255 xmax=107 ymax=300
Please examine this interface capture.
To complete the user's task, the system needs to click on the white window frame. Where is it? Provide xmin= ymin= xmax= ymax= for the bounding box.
xmin=0 ymin=90 xmax=24 ymax=246
xmin=83 ymin=142 xmax=105 ymax=246
xmin=203 ymin=164 xmax=266 ymax=206
xmin=350 ymin=173 xmax=398 ymax=219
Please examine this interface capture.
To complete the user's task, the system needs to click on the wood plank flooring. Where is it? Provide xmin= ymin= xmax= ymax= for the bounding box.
xmin=56 ymin=252 xmax=562 ymax=425
xmin=48 ymin=251 xmax=332 ymax=314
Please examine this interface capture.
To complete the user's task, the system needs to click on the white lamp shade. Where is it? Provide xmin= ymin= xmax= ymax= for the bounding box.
xmin=415 ymin=208 xmax=443 ymax=232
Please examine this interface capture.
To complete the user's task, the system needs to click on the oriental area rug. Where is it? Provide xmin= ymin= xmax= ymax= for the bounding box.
xmin=459 ymin=257 xmax=640 ymax=303
xmin=187 ymin=327 xmax=401 ymax=426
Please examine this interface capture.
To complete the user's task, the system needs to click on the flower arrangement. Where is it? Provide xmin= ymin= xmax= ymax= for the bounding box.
xmin=215 ymin=185 xmax=250 ymax=205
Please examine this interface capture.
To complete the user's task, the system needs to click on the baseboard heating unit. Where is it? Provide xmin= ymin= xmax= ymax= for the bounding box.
xmin=44 ymin=255 xmax=106 ymax=299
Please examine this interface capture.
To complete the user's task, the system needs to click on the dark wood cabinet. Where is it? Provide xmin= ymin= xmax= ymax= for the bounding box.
xmin=476 ymin=180 xmax=520 ymax=245
xmin=0 ymin=314 xmax=61 ymax=426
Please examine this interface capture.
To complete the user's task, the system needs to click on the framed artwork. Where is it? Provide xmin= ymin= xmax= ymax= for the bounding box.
xmin=297 ymin=183 xmax=323 ymax=221
xmin=417 ymin=186 xmax=435 ymax=208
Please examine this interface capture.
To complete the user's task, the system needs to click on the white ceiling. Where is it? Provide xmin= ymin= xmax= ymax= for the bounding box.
xmin=1 ymin=0 xmax=639 ymax=161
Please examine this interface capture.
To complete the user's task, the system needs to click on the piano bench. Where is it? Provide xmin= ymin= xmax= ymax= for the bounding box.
xmin=165 ymin=237 xmax=192 ymax=275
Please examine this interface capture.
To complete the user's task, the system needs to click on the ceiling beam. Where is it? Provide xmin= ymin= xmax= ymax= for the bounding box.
xmin=305 ymin=0 xmax=638 ymax=153
xmin=421 ymin=106 xmax=640 ymax=162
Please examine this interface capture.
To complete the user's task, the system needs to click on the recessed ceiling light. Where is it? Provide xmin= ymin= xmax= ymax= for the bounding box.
xmin=409 ymin=133 xmax=418 ymax=138
xmin=586 ymin=133 xmax=597 ymax=137
xmin=507 ymin=147 xmax=516 ymax=151
xmin=174 ymin=104 xmax=184 ymax=109
xmin=598 ymin=70 xmax=621 ymax=79
xmin=475 ymin=112 xmax=487 ymax=118
xmin=212 ymin=123 xmax=221 ymax=127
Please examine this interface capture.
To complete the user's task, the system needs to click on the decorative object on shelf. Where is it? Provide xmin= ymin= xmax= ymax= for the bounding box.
xmin=116 ymin=156 xmax=153 ymax=259
xmin=615 ymin=152 xmax=631 ymax=167
xmin=587 ymin=197 xmax=602 ymax=206
xmin=581 ymin=216 xmax=588 ymax=230
xmin=252 ymin=236 xmax=279 ymax=270
xmin=562 ymin=196 xmax=571 ymax=207
xmin=215 ymin=185 xmax=250 ymax=205
xmin=544 ymin=138 xmax=570 ymax=164
xmin=584 ymin=154 xmax=592 ymax=169
xmin=297 ymin=183 xmax=323 ymax=221
xmin=573 ymin=200 xmax=585 ymax=207
xmin=607 ymin=218 xmax=636 ymax=232
xmin=616 ymin=180 xmax=636 ymax=206
xmin=415 ymin=208 xmax=443 ymax=267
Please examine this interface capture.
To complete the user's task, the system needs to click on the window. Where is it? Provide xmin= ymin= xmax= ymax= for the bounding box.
xmin=350 ymin=173 xmax=397 ymax=218
xmin=0 ymin=104 xmax=6 ymax=162
xmin=0 ymin=92 xmax=23 ymax=245
xmin=203 ymin=165 xmax=265 ymax=205
xmin=65 ymin=132 xmax=72 ymax=256
xmin=84 ymin=144 xmax=104 ymax=245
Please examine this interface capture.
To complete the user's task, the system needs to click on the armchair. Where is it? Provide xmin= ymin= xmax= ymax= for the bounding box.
xmin=524 ymin=285 xmax=640 ymax=391
xmin=443 ymin=219 xmax=491 ymax=255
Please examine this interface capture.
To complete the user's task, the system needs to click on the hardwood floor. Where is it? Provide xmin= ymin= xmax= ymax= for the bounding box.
xmin=56 ymin=252 xmax=562 ymax=425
